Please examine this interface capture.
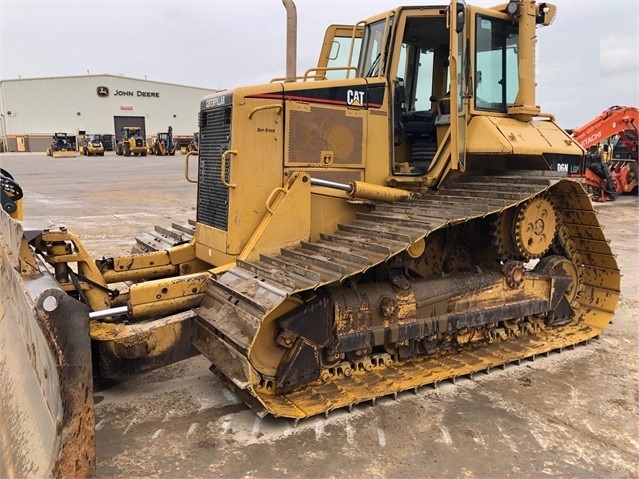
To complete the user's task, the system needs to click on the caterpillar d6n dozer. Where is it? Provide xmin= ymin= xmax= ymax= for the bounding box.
xmin=0 ymin=1 xmax=621 ymax=476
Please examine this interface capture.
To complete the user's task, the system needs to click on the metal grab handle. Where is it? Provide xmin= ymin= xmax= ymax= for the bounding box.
xmin=303 ymin=66 xmax=359 ymax=81
xmin=265 ymin=187 xmax=287 ymax=214
xmin=220 ymin=150 xmax=238 ymax=188
xmin=184 ymin=151 xmax=198 ymax=184
xmin=248 ymin=104 xmax=282 ymax=119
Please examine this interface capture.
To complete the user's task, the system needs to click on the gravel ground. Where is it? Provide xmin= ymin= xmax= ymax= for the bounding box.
xmin=2 ymin=152 xmax=637 ymax=479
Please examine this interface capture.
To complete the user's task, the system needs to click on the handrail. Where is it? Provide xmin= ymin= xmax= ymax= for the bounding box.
xmin=346 ymin=21 xmax=365 ymax=79
xmin=184 ymin=151 xmax=198 ymax=184
xmin=271 ymin=65 xmax=360 ymax=83
xmin=220 ymin=150 xmax=238 ymax=188
xmin=248 ymin=104 xmax=282 ymax=119
xmin=303 ymin=66 xmax=359 ymax=81
xmin=265 ymin=187 xmax=288 ymax=214
xmin=270 ymin=74 xmax=325 ymax=83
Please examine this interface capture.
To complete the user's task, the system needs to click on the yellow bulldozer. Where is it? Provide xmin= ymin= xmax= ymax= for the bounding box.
xmin=0 ymin=1 xmax=621 ymax=476
xmin=45 ymin=132 xmax=78 ymax=157
xmin=115 ymin=126 xmax=147 ymax=156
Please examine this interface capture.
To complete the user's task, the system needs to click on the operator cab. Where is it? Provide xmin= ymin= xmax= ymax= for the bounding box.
xmin=317 ymin=2 xmax=540 ymax=182
xmin=320 ymin=6 xmax=461 ymax=179
xmin=388 ymin=14 xmax=452 ymax=174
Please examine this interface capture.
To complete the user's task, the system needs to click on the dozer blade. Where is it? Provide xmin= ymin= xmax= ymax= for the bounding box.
xmin=51 ymin=151 xmax=78 ymax=158
xmin=0 ymin=209 xmax=94 ymax=477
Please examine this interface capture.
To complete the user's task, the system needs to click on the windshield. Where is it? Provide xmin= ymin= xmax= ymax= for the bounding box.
xmin=359 ymin=19 xmax=391 ymax=77
xmin=474 ymin=15 xmax=518 ymax=112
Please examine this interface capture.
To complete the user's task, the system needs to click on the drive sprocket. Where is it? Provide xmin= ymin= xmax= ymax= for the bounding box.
xmin=513 ymin=196 xmax=557 ymax=259
xmin=491 ymin=208 xmax=521 ymax=260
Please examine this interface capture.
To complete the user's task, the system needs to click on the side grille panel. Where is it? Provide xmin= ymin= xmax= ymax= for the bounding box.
xmin=197 ymin=106 xmax=232 ymax=231
xmin=286 ymin=107 xmax=364 ymax=166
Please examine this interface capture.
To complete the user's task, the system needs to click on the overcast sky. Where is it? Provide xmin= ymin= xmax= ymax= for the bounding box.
xmin=1 ymin=0 xmax=637 ymax=128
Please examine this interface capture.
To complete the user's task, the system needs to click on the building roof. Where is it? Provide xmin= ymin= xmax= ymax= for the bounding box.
xmin=0 ymin=73 xmax=217 ymax=92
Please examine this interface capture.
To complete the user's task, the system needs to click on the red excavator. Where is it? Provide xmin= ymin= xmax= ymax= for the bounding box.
xmin=571 ymin=106 xmax=638 ymax=201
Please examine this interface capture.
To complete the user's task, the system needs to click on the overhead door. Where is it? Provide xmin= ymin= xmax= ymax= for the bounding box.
xmin=113 ymin=116 xmax=146 ymax=142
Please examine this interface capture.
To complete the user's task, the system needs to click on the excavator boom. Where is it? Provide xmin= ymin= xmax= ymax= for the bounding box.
xmin=572 ymin=105 xmax=639 ymax=154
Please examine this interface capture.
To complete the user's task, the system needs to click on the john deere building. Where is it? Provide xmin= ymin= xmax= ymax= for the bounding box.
xmin=0 ymin=74 xmax=218 ymax=152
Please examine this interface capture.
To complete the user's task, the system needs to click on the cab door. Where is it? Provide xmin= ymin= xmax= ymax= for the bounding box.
xmin=449 ymin=0 xmax=468 ymax=171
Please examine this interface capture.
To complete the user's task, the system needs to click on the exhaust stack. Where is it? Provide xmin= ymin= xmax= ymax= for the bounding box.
xmin=282 ymin=0 xmax=297 ymax=82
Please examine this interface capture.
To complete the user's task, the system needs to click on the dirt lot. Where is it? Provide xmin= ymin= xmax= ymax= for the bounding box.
xmin=2 ymin=152 xmax=638 ymax=479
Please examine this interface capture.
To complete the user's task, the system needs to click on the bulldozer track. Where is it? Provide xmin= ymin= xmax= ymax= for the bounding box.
xmin=131 ymin=219 xmax=195 ymax=254
xmin=195 ymin=172 xmax=620 ymax=419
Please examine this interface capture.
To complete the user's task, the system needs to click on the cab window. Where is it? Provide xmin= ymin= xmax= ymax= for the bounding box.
xmin=360 ymin=19 xmax=390 ymax=77
xmin=325 ymin=36 xmax=362 ymax=79
xmin=474 ymin=15 xmax=519 ymax=112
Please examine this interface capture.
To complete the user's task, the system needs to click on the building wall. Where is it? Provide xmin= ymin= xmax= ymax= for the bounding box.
xmin=0 ymin=74 xmax=217 ymax=151
xmin=3 ymin=134 xmax=51 ymax=153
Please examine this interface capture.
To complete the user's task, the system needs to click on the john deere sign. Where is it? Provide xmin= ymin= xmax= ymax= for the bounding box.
xmin=96 ymin=86 xmax=160 ymax=98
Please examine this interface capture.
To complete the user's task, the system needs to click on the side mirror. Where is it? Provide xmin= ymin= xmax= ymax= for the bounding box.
xmin=455 ymin=1 xmax=465 ymax=33
xmin=395 ymin=78 xmax=406 ymax=104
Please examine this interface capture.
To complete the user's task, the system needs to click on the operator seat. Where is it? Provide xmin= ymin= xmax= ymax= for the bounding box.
xmin=403 ymin=109 xmax=436 ymax=136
